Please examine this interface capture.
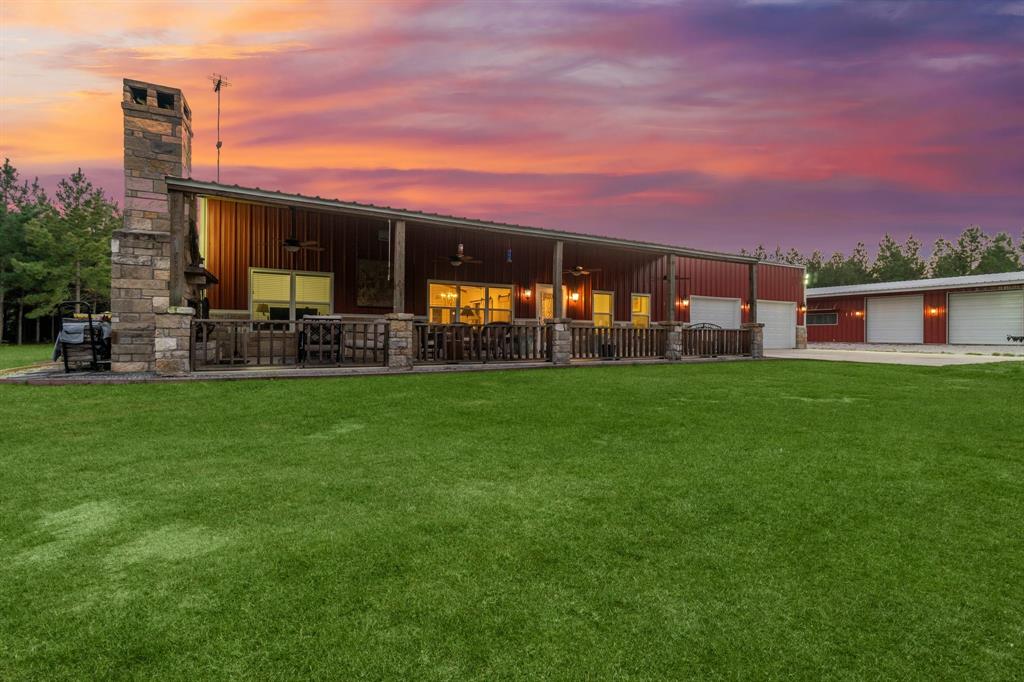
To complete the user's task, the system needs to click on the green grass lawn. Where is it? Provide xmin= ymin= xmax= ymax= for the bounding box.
xmin=2 ymin=361 xmax=1022 ymax=680
xmin=0 ymin=343 xmax=53 ymax=371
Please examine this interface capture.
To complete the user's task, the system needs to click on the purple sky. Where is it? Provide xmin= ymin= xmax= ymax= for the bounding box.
xmin=4 ymin=0 xmax=1023 ymax=256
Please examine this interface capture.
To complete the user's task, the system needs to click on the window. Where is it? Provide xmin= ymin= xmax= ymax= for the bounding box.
xmin=807 ymin=311 xmax=838 ymax=325
xmin=251 ymin=269 xmax=332 ymax=320
xmin=631 ymin=294 xmax=651 ymax=328
xmin=428 ymin=281 xmax=513 ymax=324
xmin=536 ymin=284 xmax=569 ymax=321
xmin=156 ymin=91 xmax=174 ymax=110
xmin=593 ymin=291 xmax=613 ymax=327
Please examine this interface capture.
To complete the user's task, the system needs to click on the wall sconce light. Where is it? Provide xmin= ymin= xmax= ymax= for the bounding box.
xmin=741 ymin=302 xmax=750 ymax=311
xmin=854 ymin=310 xmax=864 ymax=317
xmin=799 ymin=305 xmax=807 ymax=313
xmin=569 ymin=291 xmax=580 ymax=303
xmin=680 ymin=298 xmax=689 ymax=308
xmin=522 ymin=288 xmax=532 ymax=300
xmin=929 ymin=307 xmax=939 ymax=316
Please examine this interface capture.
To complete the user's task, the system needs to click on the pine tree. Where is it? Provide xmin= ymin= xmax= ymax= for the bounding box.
xmin=975 ymin=232 xmax=1021 ymax=274
xmin=13 ymin=169 xmax=119 ymax=316
xmin=813 ymin=243 xmax=873 ymax=287
xmin=956 ymin=225 xmax=989 ymax=273
xmin=929 ymin=237 xmax=966 ymax=278
xmin=0 ymin=159 xmax=49 ymax=344
xmin=872 ymin=234 xmax=926 ymax=282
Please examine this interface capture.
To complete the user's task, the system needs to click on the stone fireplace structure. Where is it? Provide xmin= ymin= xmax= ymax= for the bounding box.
xmin=110 ymin=78 xmax=201 ymax=375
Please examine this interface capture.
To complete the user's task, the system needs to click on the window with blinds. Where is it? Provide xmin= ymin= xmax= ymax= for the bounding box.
xmin=251 ymin=269 xmax=332 ymax=320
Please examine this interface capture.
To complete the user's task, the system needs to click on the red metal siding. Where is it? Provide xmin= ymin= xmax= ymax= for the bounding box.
xmin=202 ymin=197 xmax=803 ymax=323
xmin=403 ymin=224 xmax=669 ymax=321
xmin=203 ymin=199 xmax=390 ymax=314
xmin=807 ymin=285 xmax=1023 ymax=343
xmin=675 ymin=258 xmax=804 ymax=323
xmin=923 ymin=291 xmax=947 ymax=344
xmin=806 ymin=295 xmax=866 ymax=342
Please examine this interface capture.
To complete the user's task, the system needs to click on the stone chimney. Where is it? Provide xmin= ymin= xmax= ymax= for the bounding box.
xmin=121 ymin=79 xmax=191 ymax=231
xmin=110 ymin=79 xmax=194 ymax=374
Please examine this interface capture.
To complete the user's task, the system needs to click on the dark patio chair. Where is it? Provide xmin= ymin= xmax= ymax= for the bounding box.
xmin=54 ymin=301 xmax=111 ymax=372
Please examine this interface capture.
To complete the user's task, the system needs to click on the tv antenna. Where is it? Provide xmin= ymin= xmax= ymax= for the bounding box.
xmin=208 ymin=74 xmax=231 ymax=182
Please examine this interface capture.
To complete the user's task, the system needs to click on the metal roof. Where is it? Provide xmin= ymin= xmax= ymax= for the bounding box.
xmin=166 ymin=177 xmax=759 ymax=264
xmin=807 ymin=270 xmax=1024 ymax=298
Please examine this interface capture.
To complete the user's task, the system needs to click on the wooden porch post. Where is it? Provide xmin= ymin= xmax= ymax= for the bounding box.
xmin=666 ymin=254 xmax=676 ymax=322
xmin=748 ymin=262 xmax=758 ymax=323
xmin=552 ymin=240 xmax=564 ymax=319
xmin=392 ymin=220 xmax=406 ymax=313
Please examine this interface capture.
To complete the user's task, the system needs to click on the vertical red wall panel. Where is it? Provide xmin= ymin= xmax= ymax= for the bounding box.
xmin=204 ymin=198 xmax=803 ymax=323
xmin=805 ymin=295 xmax=866 ymax=342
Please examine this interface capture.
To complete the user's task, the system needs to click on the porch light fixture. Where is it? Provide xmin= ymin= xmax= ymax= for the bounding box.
xmin=522 ymin=288 xmax=531 ymax=300
xmin=569 ymin=291 xmax=580 ymax=302
xmin=854 ymin=310 xmax=864 ymax=317
xmin=680 ymin=298 xmax=689 ymax=308
xmin=929 ymin=307 xmax=940 ymax=316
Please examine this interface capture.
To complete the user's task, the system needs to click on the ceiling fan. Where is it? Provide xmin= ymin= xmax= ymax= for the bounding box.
xmin=564 ymin=265 xmax=601 ymax=277
xmin=438 ymin=243 xmax=481 ymax=267
xmin=282 ymin=235 xmax=323 ymax=253
xmin=282 ymin=208 xmax=323 ymax=253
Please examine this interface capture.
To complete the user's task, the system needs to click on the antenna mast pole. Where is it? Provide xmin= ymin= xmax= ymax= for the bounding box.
xmin=208 ymin=74 xmax=231 ymax=182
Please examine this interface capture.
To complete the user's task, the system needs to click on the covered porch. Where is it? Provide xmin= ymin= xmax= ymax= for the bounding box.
xmin=167 ymin=179 xmax=764 ymax=374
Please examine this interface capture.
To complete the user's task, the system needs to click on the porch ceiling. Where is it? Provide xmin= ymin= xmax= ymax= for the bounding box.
xmin=166 ymin=177 xmax=758 ymax=265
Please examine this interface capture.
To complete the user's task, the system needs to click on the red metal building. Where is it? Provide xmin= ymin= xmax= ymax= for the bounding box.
xmin=183 ymin=187 xmax=806 ymax=348
xmin=807 ymin=273 xmax=1024 ymax=345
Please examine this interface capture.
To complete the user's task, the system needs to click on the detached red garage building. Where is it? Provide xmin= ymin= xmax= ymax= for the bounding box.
xmin=807 ymin=271 xmax=1024 ymax=345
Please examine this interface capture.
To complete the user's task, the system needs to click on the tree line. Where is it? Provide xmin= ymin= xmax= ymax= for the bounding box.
xmin=1 ymin=160 xmax=119 ymax=345
xmin=744 ymin=228 xmax=1024 ymax=288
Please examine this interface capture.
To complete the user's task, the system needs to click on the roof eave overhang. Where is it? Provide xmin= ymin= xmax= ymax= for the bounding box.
xmin=807 ymin=281 xmax=1024 ymax=298
xmin=166 ymin=177 xmax=760 ymax=265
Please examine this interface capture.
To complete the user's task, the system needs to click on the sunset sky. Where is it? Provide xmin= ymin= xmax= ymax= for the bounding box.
xmin=2 ymin=0 xmax=1022 ymax=255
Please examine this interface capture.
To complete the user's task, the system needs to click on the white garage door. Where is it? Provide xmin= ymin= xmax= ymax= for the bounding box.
xmin=758 ymin=300 xmax=797 ymax=349
xmin=690 ymin=296 xmax=741 ymax=328
xmin=866 ymin=295 xmax=923 ymax=343
xmin=949 ymin=290 xmax=1024 ymax=344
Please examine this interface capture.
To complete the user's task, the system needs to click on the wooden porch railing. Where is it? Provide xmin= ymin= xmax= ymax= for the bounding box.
xmin=414 ymin=323 xmax=550 ymax=363
xmin=569 ymin=325 xmax=666 ymax=360
xmin=190 ymin=319 xmax=388 ymax=370
xmin=679 ymin=327 xmax=751 ymax=357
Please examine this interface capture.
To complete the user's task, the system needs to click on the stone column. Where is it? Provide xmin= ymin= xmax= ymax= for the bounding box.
xmin=386 ymin=313 xmax=415 ymax=370
xmin=549 ymin=318 xmax=572 ymax=366
xmin=660 ymin=321 xmax=682 ymax=360
xmin=154 ymin=306 xmax=195 ymax=376
xmin=795 ymin=325 xmax=808 ymax=349
xmin=110 ymin=230 xmax=171 ymax=372
xmin=743 ymin=322 xmax=765 ymax=359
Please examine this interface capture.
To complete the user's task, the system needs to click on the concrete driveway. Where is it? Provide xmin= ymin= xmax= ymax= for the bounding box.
xmin=767 ymin=348 xmax=1024 ymax=366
